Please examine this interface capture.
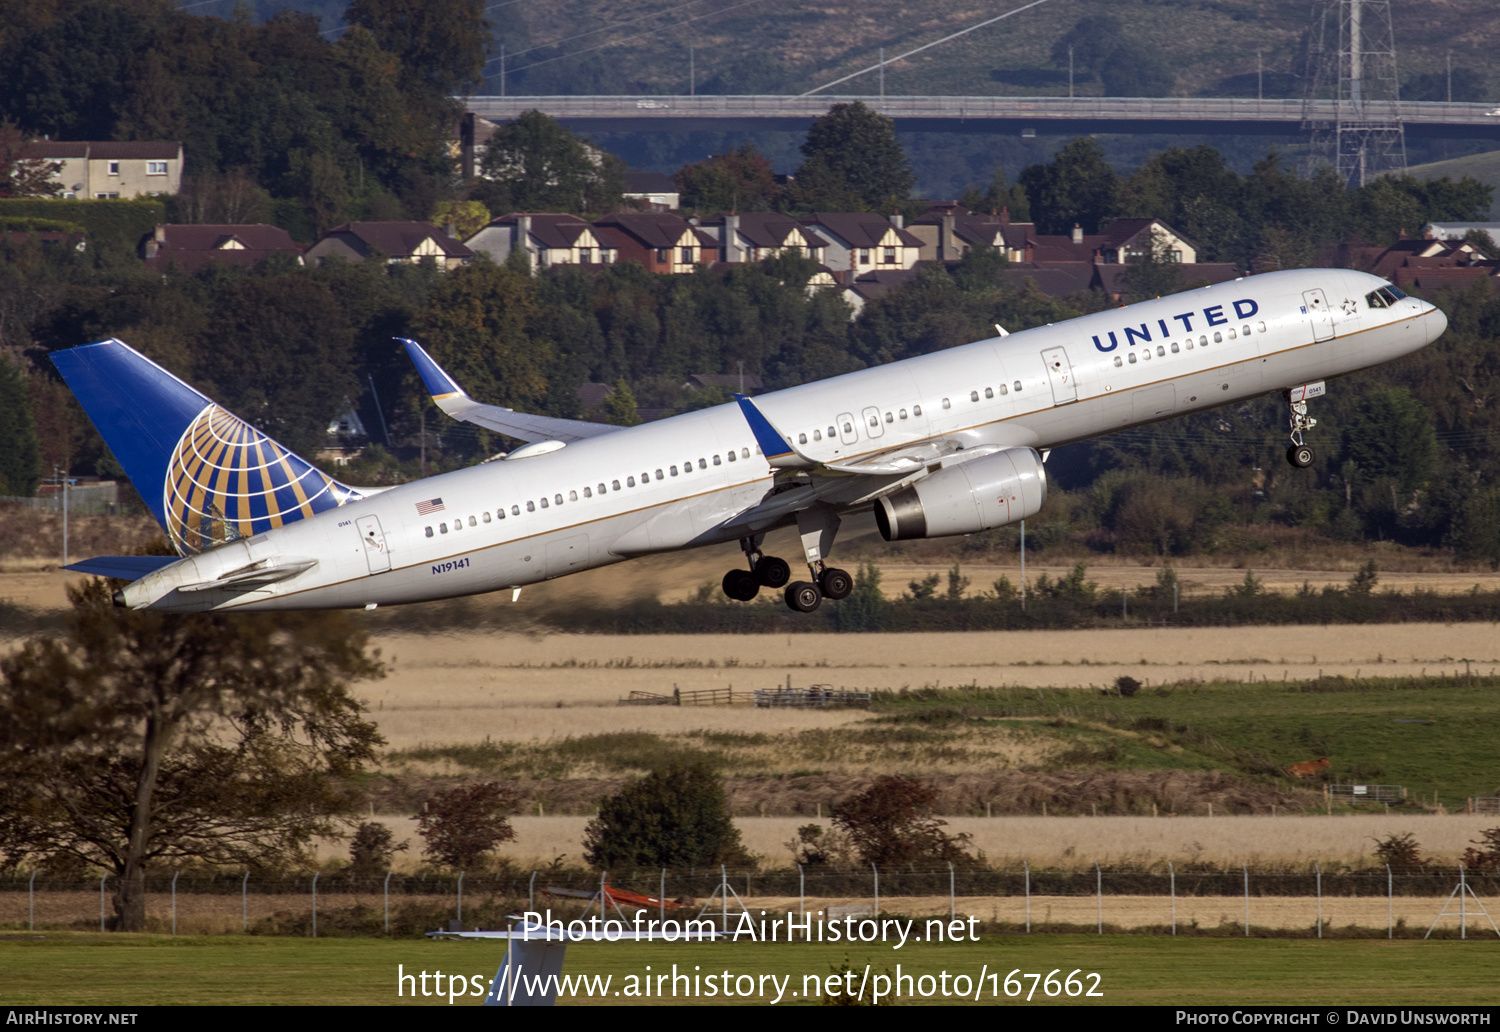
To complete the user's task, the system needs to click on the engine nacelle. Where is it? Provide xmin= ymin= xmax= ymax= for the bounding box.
xmin=874 ymin=447 xmax=1047 ymax=541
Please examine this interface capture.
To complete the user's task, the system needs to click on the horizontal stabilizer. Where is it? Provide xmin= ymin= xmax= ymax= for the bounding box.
xmin=64 ymin=555 xmax=181 ymax=582
xmin=400 ymin=338 xmax=621 ymax=444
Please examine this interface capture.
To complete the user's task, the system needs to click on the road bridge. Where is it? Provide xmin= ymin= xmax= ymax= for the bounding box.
xmin=465 ymin=96 xmax=1500 ymax=141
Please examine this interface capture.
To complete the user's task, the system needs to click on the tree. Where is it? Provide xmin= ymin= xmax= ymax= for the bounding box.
xmin=794 ymin=102 xmax=914 ymax=211
xmin=0 ymin=355 xmax=39 ymax=495
xmin=674 ymin=144 xmax=782 ymax=212
xmin=415 ymin=782 xmax=518 ymax=869
xmin=0 ymin=121 xmax=61 ymax=199
xmin=1051 ymin=15 xmax=1124 ymax=79
xmin=344 ymin=0 xmax=490 ymax=95
xmin=475 ymin=110 xmax=624 ymax=215
xmin=0 ymin=580 xmax=385 ymax=931
xmin=1100 ymin=42 xmax=1174 ymax=98
xmin=1018 ymin=137 xmax=1119 ymax=235
xmin=1119 ymin=229 xmax=1184 ymax=302
xmin=349 ymin=820 xmax=407 ymax=877
xmin=1371 ymin=832 xmax=1423 ymax=870
xmin=582 ymin=761 xmax=749 ymax=869
xmin=831 ymin=774 xmax=977 ymax=867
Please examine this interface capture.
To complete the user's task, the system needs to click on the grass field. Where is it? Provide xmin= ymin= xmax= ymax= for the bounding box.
xmin=1 ymin=932 xmax=1496 ymax=1006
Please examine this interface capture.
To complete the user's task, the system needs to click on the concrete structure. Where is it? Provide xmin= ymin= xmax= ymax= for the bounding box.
xmin=305 ymin=222 xmax=471 ymax=269
xmin=22 ymin=141 xmax=183 ymax=199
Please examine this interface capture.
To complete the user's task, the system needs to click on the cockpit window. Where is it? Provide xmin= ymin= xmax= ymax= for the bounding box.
xmin=1387 ymin=285 xmax=1407 ymax=300
xmin=1366 ymin=287 xmax=1402 ymax=309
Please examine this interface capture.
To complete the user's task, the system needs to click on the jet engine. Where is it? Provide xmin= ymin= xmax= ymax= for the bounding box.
xmin=874 ymin=447 xmax=1046 ymax=541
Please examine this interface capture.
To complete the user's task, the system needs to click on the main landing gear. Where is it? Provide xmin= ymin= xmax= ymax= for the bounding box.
xmin=1284 ymin=382 xmax=1324 ymax=469
xmin=719 ymin=508 xmax=855 ymax=613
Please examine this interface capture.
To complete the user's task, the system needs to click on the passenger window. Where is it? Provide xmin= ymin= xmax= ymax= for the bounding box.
xmin=511 ymin=505 xmax=520 ymax=515
xmin=569 ymin=490 xmax=578 ymax=501
xmin=942 ymin=398 xmax=951 ymax=409
xmin=868 ymin=414 xmax=878 ymax=427
xmin=713 ymin=454 xmax=722 ymax=464
xmin=742 ymin=448 xmax=750 ymax=459
xmin=454 ymin=520 xmax=462 ymax=531
xmin=798 ymin=433 xmax=807 ymax=444
xmin=1185 ymin=338 xmax=1193 ymax=349
xmin=1213 ymin=331 xmax=1223 ymax=343
xmin=1227 ymin=328 xmax=1237 ymax=340
xmin=912 ymin=405 xmax=921 ymax=416
xmin=1142 ymin=349 xmax=1151 ymax=360
xmin=1013 ymin=381 xmax=1022 ymax=391
xmin=552 ymin=494 xmax=561 ymax=505
xmin=1128 ymin=352 xmax=1137 ymax=364
xmin=884 ymin=412 xmax=893 ymax=423
xmin=499 ymin=508 xmax=507 ymax=519
xmin=1257 ymin=321 xmax=1266 ymax=332
xmin=984 ymin=388 xmax=993 ymax=400
xmin=726 ymin=452 xmax=735 ymax=463
xmin=627 ymin=476 xmax=636 ymax=487
xmin=482 ymin=511 xmax=491 ymax=523
xmin=1170 ymin=342 xmax=1179 ymax=353
xmin=843 ymin=421 xmax=853 ymax=433
xmin=539 ymin=498 xmax=548 ymax=509
xmin=425 ymin=526 xmax=433 ymax=537
xmin=698 ymin=458 xmax=706 ymax=469
xmin=1200 ymin=335 xmax=1209 ymax=346
xmin=583 ymin=487 xmax=592 ymax=498
xmin=440 ymin=523 xmax=448 ymax=534
xmin=999 ymin=384 xmax=1008 ymax=395
xmin=468 ymin=516 xmax=476 ymax=527
xmin=670 ymin=465 xmax=678 ymax=476
xmin=1113 ymin=356 xmax=1123 ymax=367
xmin=899 ymin=408 xmax=908 ymax=419
xmin=970 ymin=391 xmax=979 ymax=402
xmin=656 ymin=469 xmax=664 ymax=480
xmin=609 ymin=481 xmax=619 ymax=491
xmin=1242 ymin=324 xmax=1252 ymax=336
xmin=827 ymin=426 xmax=836 ymax=437
xmin=1156 ymin=345 xmax=1165 ymax=356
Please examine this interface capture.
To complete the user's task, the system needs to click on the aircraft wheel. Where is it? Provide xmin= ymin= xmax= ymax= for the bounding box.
xmin=819 ymin=567 xmax=854 ymax=600
xmin=1286 ymin=443 xmax=1315 ymax=469
xmin=722 ymin=568 xmax=760 ymax=601
xmin=757 ymin=555 xmax=791 ymax=588
xmin=784 ymin=581 xmax=822 ymax=613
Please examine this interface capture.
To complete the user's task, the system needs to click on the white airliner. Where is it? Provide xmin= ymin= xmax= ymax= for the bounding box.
xmin=53 ymin=268 xmax=1445 ymax=613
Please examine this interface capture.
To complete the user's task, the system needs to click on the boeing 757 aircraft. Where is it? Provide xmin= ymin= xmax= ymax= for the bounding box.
xmin=52 ymin=268 xmax=1446 ymax=614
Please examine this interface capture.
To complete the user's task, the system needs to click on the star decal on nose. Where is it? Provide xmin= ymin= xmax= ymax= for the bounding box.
xmin=1341 ymin=297 xmax=1358 ymax=315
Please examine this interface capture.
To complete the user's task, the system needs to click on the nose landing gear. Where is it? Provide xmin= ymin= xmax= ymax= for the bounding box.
xmin=1284 ymin=382 xmax=1325 ymax=469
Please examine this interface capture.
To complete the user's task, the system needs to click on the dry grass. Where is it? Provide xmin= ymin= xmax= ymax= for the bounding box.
xmin=312 ymin=814 xmax=1500 ymax=871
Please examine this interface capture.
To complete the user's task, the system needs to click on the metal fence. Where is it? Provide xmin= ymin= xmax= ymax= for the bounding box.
xmin=7 ymin=865 xmax=1498 ymax=939
xmin=1330 ymin=783 xmax=1406 ymax=805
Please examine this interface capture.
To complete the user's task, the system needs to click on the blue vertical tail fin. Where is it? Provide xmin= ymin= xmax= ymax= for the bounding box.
xmin=50 ymin=339 xmax=363 ymax=556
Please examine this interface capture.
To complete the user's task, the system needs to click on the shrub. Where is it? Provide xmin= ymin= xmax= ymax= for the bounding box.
xmin=1372 ymin=832 xmax=1423 ymax=870
xmin=414 ymin=782 xmax=519 ymax=869
xmin=831 ymin=774 xmax=979 ymax=868
xmin=1113 ymin=675 xmax=1142 ymax=698
xmin=582 ymin=761 xmax=750 ymax=869
xmin=349 ymin=821 xmax=407 ymax=877
xmin=1460 ymin=827 xmax=1500 ymax=871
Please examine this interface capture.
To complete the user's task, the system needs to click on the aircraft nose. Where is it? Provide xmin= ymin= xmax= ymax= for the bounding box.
xmin=1427 ymin=304 xmax=1448 ymax=344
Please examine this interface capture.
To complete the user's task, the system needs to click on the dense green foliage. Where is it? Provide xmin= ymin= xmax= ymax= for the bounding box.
xmin=0 ymin=354 xmax=39 ymax=493
xmin=582 ymin=761 xmax=749 ymax=869
xmin=793 ymin=102 xmax=916 ymax=212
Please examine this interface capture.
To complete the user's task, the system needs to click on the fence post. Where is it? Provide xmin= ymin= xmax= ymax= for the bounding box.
xmin=172 ymin=870 xmax=180 ymax=936
xmin=1316 ymin=863 xmax=1322 ymax=938
xmin=529 ymin=870 xmax=537 ymax=913
xmin=1095 ymin=862 xmax=1102 ymax=934
xmin=100 ymin=874 xmax=107 ymax=932
xmin=311 ymin=871 xmax=319 ymax=938
xmin=660 ymin=868 xmax=666 ymax=925
xmin=1460 ymin=864 xmax=1467 ymax=940
xmin=1387 ymin=864 xmax=1393 ymax=939
xmin=1024 ymin=861 xmax=1030 ymax=933
xmin=948 ymin=861 xmax=955 ymax=921
xmin=29 ymin=870 xmax=36 ymax=932
xmin=242 ymin=871 xmax=250 ymax=933
xmin=872 ymin=863 xmax=879 ymax=918
xmin=798 ymin=864 xmax=804 ymax=926
xmin=1168 ymin=862 xmax=1175 ymax=935
xmin=1242 ymin=863 xmax=1249 ymax=937
xmin=384 ymin=871 xmax=392 ymax=934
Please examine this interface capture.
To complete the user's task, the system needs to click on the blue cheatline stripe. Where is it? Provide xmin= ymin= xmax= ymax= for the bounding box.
xmin=732 ymin=393 xmax=794 ymax=459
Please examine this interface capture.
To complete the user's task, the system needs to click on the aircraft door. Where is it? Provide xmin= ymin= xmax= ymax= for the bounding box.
xmin=861 ymin=406 xmax=884 ymax=439
xmin=1303 ymin=289 xmax=1333 ymax=341
xmin=837 ymin=413 xmax=857 ymax=446
xmin=356 ymin=515 xmax=391 ymax=574
xmin=1041 ymin=346 xmax=1078 ymax=404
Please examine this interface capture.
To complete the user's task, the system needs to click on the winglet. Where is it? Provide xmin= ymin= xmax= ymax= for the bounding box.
xmin=400 ymin=338 xmax=465 ymax=402
xmin=733 ymin=394 xmax=815 ymax=469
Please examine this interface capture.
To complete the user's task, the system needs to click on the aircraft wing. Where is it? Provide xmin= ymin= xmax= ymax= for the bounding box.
xmin=401 ymin=338 xmax=622 ymax=444
xmin=733 ymin=394 xmax=965 ymax=477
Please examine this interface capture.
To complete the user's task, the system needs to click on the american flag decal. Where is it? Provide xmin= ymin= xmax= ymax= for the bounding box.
xmin=416 ymin=498 xmax=445 ymax=515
